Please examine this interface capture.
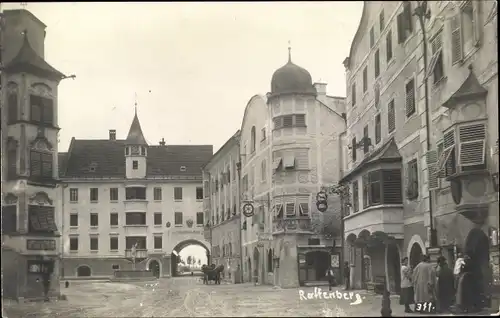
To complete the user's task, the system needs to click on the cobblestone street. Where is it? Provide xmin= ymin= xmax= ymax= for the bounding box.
xmin=5 ymin=277 xmax=490 ymax=317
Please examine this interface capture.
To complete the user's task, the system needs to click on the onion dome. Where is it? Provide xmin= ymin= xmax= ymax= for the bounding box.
xmin=270 ymin=46 xmax=316 ymax=96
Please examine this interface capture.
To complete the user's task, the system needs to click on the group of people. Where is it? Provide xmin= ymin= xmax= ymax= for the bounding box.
xmin=399 ymin=253 xmax=483 ymax=314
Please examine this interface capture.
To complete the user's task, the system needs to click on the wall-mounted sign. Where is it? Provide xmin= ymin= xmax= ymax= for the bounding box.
xmin=330 ymin=254 xmax=340 ymax=268
xmin=26 ymin=239 xmax=56 ymax=251
xmin=242 ymin=203 xmax=255 ymax=217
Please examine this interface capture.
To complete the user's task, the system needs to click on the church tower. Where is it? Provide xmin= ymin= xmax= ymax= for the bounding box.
xmin=124 ymin=109 xmax=148 ymax=179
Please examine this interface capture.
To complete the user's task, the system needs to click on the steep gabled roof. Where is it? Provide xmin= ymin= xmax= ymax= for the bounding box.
xmin=125 ymin=112 xmax=148 ymax=145
xmin=442 ymin=65 xmax=488 ymax=109
xmin=4 ymin=31 xmax=65 ymax=81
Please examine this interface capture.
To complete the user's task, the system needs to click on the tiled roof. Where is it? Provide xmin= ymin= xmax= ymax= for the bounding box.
xmin=443 ymin=65 xmax=488 ymax=109
xmin=58 ymin=152 xmax=68 ymax=178
xmin=125 ymin=113 xmax=148 ymax=145
xmin=4 ymin=31 xmax=65 ymax=80
xmin=62 ymin=139 xmax=213 ymax=178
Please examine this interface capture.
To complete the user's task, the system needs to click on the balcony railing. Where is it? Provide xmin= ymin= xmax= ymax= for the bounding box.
xmin=272 ymin=216 xmax=312 ymax=233
xmin=124 ymin=200 xmax=148 ymax=212
xmin=125 ymin=249 xmax=148 ymax=259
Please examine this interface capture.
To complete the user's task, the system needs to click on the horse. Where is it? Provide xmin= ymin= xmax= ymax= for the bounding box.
xmin=202 ymin=264 xmax=224 ymax=284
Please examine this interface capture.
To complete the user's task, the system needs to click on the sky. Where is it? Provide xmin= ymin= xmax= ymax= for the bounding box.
xmin=179 ymin=245 xmax=207 ymax=266
xmin=3 ymin=2 xmax=363 ymax=153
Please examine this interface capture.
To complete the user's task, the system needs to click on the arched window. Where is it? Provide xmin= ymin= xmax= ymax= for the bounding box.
xmin=250 ymin=126 xmax=256 ymax=153
xmin=77 ymin=265 xmax=91 ymax=277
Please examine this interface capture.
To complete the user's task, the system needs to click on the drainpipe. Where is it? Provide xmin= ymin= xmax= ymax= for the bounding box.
xmin=236 ymin=159 xmax=244 ymax=283
xmin=60 ymin=183 xmax=68 ymax=279
xmin=414 ymin=1 xmax=438 ymax=248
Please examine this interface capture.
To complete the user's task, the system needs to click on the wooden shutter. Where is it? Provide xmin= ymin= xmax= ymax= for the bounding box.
xmin=283 ymin=115 xmax=293 ymax=127
xmin=426 ymin=150 xmax=439 ymax=191
xmin=382 ymin=169 xmax=403 ymax=204
xmin=285 ymin=202 xmax=296 ymax=216
xmin=451 ymin=14 xmax=463 ymax=64
xmin=295 ymin=149 xmax=309 ymax=169
xmin=397 ymin=13 xmax=405 ymax=43
xmin=299 ymin=203 xmax=309 ymax=216
xmin=274 ymin=117 xmax=283 ymax=129
xmin=405 ymin=79 xmax=415 ymax=117
xmin=388 ymin=99 xmax=396 ymax=133
xmin=458 ymin=123 xmax=486 ymax=166
xmin=294 ymin=114 xmax=306 ymax=126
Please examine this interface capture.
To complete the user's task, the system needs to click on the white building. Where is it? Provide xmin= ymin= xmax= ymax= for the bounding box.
xmin=59 ymin=112 xmax=213 ymax=279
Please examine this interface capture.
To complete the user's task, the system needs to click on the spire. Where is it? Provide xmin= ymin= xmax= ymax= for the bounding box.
xmin=126 ymin=110 xmax=148 ymax=146
xmin=288 ymin=40 xmax=292 ymax=63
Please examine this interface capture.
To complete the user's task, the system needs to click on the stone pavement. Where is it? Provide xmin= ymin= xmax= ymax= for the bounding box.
xmin=3 ymin=278 xmax=497 ymax=317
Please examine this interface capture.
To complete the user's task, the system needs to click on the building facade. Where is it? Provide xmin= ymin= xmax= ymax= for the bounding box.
xmin=59 ymin=113 xmax=213 ymax=279
xmin=1 ymin=9 xmax=67 ymax=300
xmin=239 ymin=50 xmax=347 ymax=288
xmin=202 ymin=131 xmax=242 ymax=282
xmin=341 ymin=1 xmax=499 ymax=306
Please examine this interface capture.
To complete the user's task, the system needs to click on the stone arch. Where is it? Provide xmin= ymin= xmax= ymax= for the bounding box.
xmin=76 ymin=265 xmax=91 ymax=277
xmin=171 ymin=239 xmax=211 ymax=276
xmin=406 ymin=234 xmax=425 ymax=264
xmin=146 ymin=258 xmax=161 ymax=278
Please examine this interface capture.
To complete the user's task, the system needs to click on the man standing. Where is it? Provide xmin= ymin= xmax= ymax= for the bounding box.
xmin=435 ymin=256 xmax=455 ymax=313
xmin=413 ymin=255 xmax=436 ymax=305
xmin=453 ymin=253 xmax=465 ymax=289
xmin=325 ymin=265 xmax=336 ymax=291
xmin=400 ymin=257 xmax=414 ymax=313
xmin=343 ymin=261 xmax=351 ymax=290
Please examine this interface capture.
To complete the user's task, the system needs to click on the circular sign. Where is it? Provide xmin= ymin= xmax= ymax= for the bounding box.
xmin=316 ymin=192 xmax=328 ymax=202
xmin=316 ymin=201 xmax=328 ymax=213
xmin=242 ymin=203 xmax=255 ymax=217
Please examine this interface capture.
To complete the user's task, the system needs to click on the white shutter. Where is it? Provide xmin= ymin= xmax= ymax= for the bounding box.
xmin=458 ymin=123 xmax=486 ymax=166
xmin=272 ymin=157 xmax=282 ymax=172
xmin=299 ymin=203 xmax=309 ymax=216
xmin=451 ymin=14 xmax=463 ymax=64
xmin=426 ymin=150 xmax=439 ymax=191
xmin=283 ymin=153 xmax=296 ymax=169
xmin=285 ymin=203 xmax=296 ymax=216
xmin=426 ymin=49 xmax=442 ymax=80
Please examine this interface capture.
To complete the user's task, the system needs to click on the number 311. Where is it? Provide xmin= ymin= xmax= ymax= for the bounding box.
xmin=416 ymin=301 xmax=434 ymax=312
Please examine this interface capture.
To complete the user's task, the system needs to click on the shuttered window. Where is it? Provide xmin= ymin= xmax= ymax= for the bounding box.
xmin=458 ymin=123 xmax=486 ymax=168
xmin=405 ymin=78 xmax=415 ymax=117
xmin=426 ymin=150 xmax=439 ymax=191
xmin=363 ymin=67 xmax=368 ymax=93
xmin=451 ymin=14 xmax=463 ymax=64
xmin=386 ymin=30 xmax=393 ymax=61
xmin=274 ymin=117 xmax=283 ymax=129
xmin=352 ymin=181 xmax=359 ymax=213
xmin=428 ymin=31 xmax=444 ymax=84
xmin=351 ymin=83 xmax=356 ymax=107
xmin=363 ymin=170 xmax=403 ymax=208
xmin=352 ymin=137 xmax=357 ymax=162
xmin=8 ymin=94 xmax=18 ymax=124
xmin=375 ymin=114 xmax=381 ymax=144
xmin=295 ymin=149 xmax=309 ymax=169
xmin=283 ymin=115 xmax=293 ymax=127
xmin=30 ymin=151 xmax=53 ymax=178
xmin=299 ymin=203 xmax=309 ymax=216
xmin=274 ymin=114 xmax=306 ymax=129
xmin=379 ymin=10 xmax=385 ymax=31
xmin=439 ymin=130 xmax=457 ymax=178
xmin=285 ymin=203 xmax=296 ymax=216
xmin=406 ymin=159 xmax=419 ymax=200
xmin=388 ymin=99 xmax=395 ymax=133
xmin=382 ymin=169 xmax=403 ymax=204
xmin=374 ymin=49 xmax=380 ymax=79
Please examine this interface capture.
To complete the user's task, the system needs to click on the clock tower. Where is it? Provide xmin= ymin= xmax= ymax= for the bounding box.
xmin=124 ymin=110 xmax=148 ymax=179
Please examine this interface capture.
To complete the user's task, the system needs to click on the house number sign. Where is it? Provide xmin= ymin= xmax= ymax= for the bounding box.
xmin=26 ymin=239 xmax=56 ymax=251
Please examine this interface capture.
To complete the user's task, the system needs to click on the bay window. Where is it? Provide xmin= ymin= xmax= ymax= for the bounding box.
xmin=363 ymin=169 xmax=403 ymax=208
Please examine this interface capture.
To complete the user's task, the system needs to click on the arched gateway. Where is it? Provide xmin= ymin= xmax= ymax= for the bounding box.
xmin=170 ymin=239 xmax=211 ymax=277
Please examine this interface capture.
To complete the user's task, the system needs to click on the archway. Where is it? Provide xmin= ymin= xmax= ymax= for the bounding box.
xmin=465 ymin=228 xmax=490 ymax=309
xmin=386 ymin=243 xmax=401 ymax=294
xmin=148 ymin=259 xmax=160 ymax=278
xmin=171 ymin=239 xmax=210 ymax=277
xmin=304 ymin=250 xmax=330 ymax=281
xmin=409 ymin=243 xmax=423 ymax=269
xmin=76 ymin=265 xmax=91 ymax=277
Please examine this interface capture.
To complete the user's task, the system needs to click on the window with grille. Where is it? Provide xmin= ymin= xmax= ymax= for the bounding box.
xmin=70 ymin=214 xmax=78 ymax=227
xmin=70 ymin=237 xmax=79 ymax=251
xmin=90 ymin=188 xmax=98 ymax=202
xmin=428 ymin=31 xmax=444 ymax=84
xmin=175 ymin=212 xmax=183 ymax=225
xmin=388 ymin=99 xmax=395 ymax=133
xmin=370 ymin=27 xmax=375 ymax=48
xmin=379 ymin=10 xmax=385 ymax=31
xmin=386 ymin=30 xmax=393 ymax=62
xmin=375 ymin=114 xmax=381 ymax=144
xmin=374 ymin=49 xmax=380 ymax=78
xmin=154 ymin=187 xmax=162 ymax=201
xmin=154 ymin=213 xmax=162 ymax=225
xmin=110 ymin=213 xmax=118 ymax=226
xmin=285 ymin=203 xmax=296 ymax=216
xmin=90 ymin=213 xmax=98 ymax=227
xmin=174 ymin=187 xmax=183 ymax=200
xmin=30 ymin=151 xmax=53 ymax=178
xmin=406 ymin=159 xmax=419 ymax=200
xmin=154 ymin=236 xmax=162 ymax=249
xmin=90 ymin=237 xmax=98 ymax=251
xmin=351 ymin=83 xmax=357 ymax=107
xmin=110 ymin=237 xmax=118 ymax=250
xmin=70 ymin=188 xmax=78 ymax=202
xmin=405 ymin=78 xmax=415 ymax=117
xmin=352 ymin=181 xmax=359 ymax=212
xmin=352 ymin=137 xmax=357 ymax=162
xmin=363 ymin=67 xmax=368 ymax=93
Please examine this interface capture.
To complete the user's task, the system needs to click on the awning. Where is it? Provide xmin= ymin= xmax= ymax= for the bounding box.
xmin=272 ymin=157 xmax=282 ymax=171
xmin=29 ymin=206 xmax=58 ymax=232
xmin=283 ymin=153 xmax=295 ymax=169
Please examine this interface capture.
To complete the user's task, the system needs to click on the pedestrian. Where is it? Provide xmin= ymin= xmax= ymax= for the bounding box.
xmin=343 ymin=261 xmax=351 ymax=290
xmin=325 ymin=265 xmax=336 ymax=291
xmin=456 ymin=255 xmax=476 ymax=313
xmin=399 ymin=257 xmax=414 ymax=313
xmin=412 ymin=255 xmax=436 ymax=306
xmin=453 ymin=252 xmax=465 ymax=290
xmin=435 ymin=256 xmax=454 ymax=313
xmin=42 ymin=270 xmax=51 ymax=301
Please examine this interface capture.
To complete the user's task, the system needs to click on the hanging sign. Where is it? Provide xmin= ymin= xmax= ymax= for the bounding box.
xmin=242 ymin=203 xmax=255 ymax=217
xmin=316 ymin=201 xmax=328 ymax=213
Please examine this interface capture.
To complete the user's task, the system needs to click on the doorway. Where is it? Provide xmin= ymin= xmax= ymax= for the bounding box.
xmin=303 ymin=251 xmax=330 ymax=281
xmin=77 ymin=265 xmax=91 ymax=277
xmin=409 ymin=243 xmax=423 ymax=269
xmin=465 ymin=228 xmax=490 ymax=308
xmin=148 ymin=260 xmax=160 ymax=278
xmin=387 ymin=243 xmax=401 ymax=294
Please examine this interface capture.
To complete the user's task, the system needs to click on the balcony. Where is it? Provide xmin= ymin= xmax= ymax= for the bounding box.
xmin=124 ymin=200 xmax=148 ymax=212
xmin=125 ymin=249 xmax=148 ymax=260
xmin=272 ymin=217 xmax=312 ymax=234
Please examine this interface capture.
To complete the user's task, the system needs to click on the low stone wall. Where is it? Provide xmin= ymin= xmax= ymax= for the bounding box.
xmin=110 ymin=270 xmax=157 ymax=282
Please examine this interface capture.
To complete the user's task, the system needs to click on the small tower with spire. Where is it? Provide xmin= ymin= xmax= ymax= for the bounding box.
xmin=124 ymin=104 xmax=148 ymax=179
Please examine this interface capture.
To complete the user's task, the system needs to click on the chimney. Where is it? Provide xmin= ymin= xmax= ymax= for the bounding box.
xmin=109 ymin=130 xmax=116 ymax=141
xmin=159 ymin=138 xmax=166 ymax=146
xmin=313 ymin=82 xmax=327 ymax=95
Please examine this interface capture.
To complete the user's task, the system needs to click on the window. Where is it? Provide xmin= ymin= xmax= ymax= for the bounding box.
xmin=375 ymin=114 xmax=381 ymax=144
xmin=141 ymin=146 xmax=146 ymax=156
xmin=308 ymin=238 xmax=321 ymax=246
xmin=351 ymin=83 xmax=356 ymax=107
xmin=154 ymin=213 xmax=162 ymax=225
xmin=370 ymin=26 xmax=375 ymax=48
xmin=374 ymin=49 xmax=380 ymax=78
xmin=283 ymin=153 xmax=296 ymax=169
xmin=69 ymin=237 xmax=78 ymax=251
xmin=110 ymin=237 xmax=118 ymax=250
xmin=154 ymin=236 xmax=162 ymax=249
xmin=30 ymin=151 xmax=53 ymax=178
xmin=29 ymin=95 xmax=54 ymax=125
xmin=196 ymin=187 xmax=203 ymax=200
xmin=428 ymin=31 xmax=444 ymax=84
xmin=7 ymin=143 xmax=17 ymax=180
xmin=298 ymin=203 xmax=309 ymax=216
xmin=250 ymin=126 xmax=256 ymax=153
xmin=261 ymin=128 xmax=266 ymax=141
xmin=450 ymin=1 xmax=479 ymax=63
xmin=406 ymin=159 xmax=419 ymax=200
xmin=386 ymin=30 xmax=393 ymax=61
xmin=457 ymin=123 xmax=486 ymax=170
xmin=363 ymin=125 xmax=369 ymax=154
xmin=125 ymin=212 xmax=146 ymax=225
xmin=112 ymin=264 xmax=120 ymax=270
xmin=90 ymin=237 xmax=98 ymax=251
xmin=261 ymin=160 xmax=267 ymax=182
xmin=174 ymin=187 xmax=183 ymax=200
xmin=274 ymin=114 xmax=306 ymax=129
xmin=388 ymin=99 xmax=396 ymax=133
xmin=352 ymin=181 xmax=359 ymax=212
xmin=379 ymin=10 xmax=385 ymax=31
xmin=351 ymin=137 xmax=357 ymax=162
xmin=397 ymin=1 xmax=413 ymax=43
xmin=363 ymin=67 xmax=368 ymax=93
xmin=285 ymin=203 xmax=296 ymax=216
xmin=196 ymin=212 xmax=204 ymax=225
xmin=405 ymin=78 xmax=415 ymax=117
xmin=90 ymin=213 xmax=98 ymax=227
xmin=132 ymin=160 xmax=138 ymax=170
xmin=70 ymin=214 xmax=78 ymax=227
xmin=90 ymin=188 xmax=98 ymax=202
xmin=153 ymin=187 xmax=162 ymax=201
xmin=363 ymin=169 xmax=403 ymax=208
xmin=69 ymin=188 xmax=78 ymax=202
xmin=174 ymin=212 xmax=183 ymax=226
xmin=109 ymin=188 xmax=118 ymax=201
xmin=110 ymin=213 xmax=118 ymax=226
xmin=125 ymin=187 xmax=146 ymax=200
xmin=8 ymin=93 xmax=18 ymax=124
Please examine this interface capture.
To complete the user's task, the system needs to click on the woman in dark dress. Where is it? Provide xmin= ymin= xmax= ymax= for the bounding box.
xmin=435 ymin=256 xmax=455 ymax=313
xmin=455 ymin=256 xmax=476 ymax=313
